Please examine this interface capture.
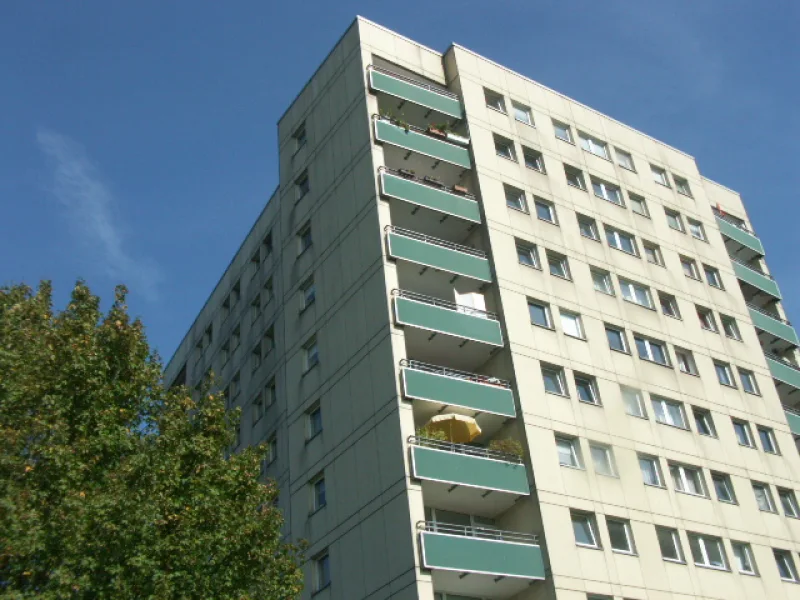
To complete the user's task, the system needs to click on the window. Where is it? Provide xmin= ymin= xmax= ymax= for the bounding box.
xmin=670 ymin=462 xmax=707 ymax=496
xmin=564 ymin=164 xmax=586 ymax=190
xmin=556 ymin=435 xmax=583 ymax=468
xmin=721 ymin=315 xmax=742 ymax=340
xmin=592 ymin=269 xmax=615 ymax=295
xmin=752 ymin=482 xmax=776 ymax=512
xmin=606 ymin=226 xmax=638 ymax=255
xmin=534 ymin=198 xmax=557 ymax=224
xmin=629 ymin=193 xmax=649 ymax=216
xmin=250 ymin=344 xmax=262 ymax=373
xmin=622 ymin=386 xmax=646 ymax=418
xmin=547 ymin=251 xmax=571 ymax=279
xmin=592 ymin=178 xmax=624 ymax=205
xmin=263 ymin=277 xmax=273 ymax=303
xmin=714 ymin=361 xmax=735 ymax=387
xmin=228 ymin=371 xmax=241 ymax=404
xmin=553 ymin=119 xmax=573 ymax=143
xmin=732 ymin=420 xmax=754 ymax=447
xmin=542 ymin=364 xmax=568 ymax=396
xmin=220 ymin=340 xmax=230 ymax=366
xmin=528 ymin=299 xmax=553 ymax=329
xmin=688 ymin=533 xmax=727 ymax=570
xmin=310 ymin=472 xmax=326 ymax=512
xmin=620 ymin=279 xmax=654 ymax=309
xmin=314 ymin=551 xmax=331 ymax=591
xmin=263 ymin=326 xmax=274 ymax=355
xmin=712 ymin=472 xmax=737 ymax=503
xmin=522 ymin=146 xmax=545 ymax=171
xmin=779 ymin=488 xmax=800 ymax=518
xmin=262 ymin=232 xmax=273 ymax=257
xmin=577 ymin=214 xmax=600 ymax=240
xmin=264 ymin=434 xmax=277 ymax=467
xmin=639 ymin=454 xmax=664 ymax=487
xmin=250 ymin=249 xmax=262 ymax=275
xmin=575 ymin=373 xmax=600 ymax=404
xmin=504 ymin=184 xmax=527 ymax=211
xmin=681 ymin=256 xmax=700 ymax=279
xmin=231 ymin=325 xmax=241 ymax=350
xmin=494 ymin=134 xmax=516 ymax=161
xmin=250 ymin=294 xmax=262 ymax=323
xmin=516 ymin=241 xmax=540 ymax=267
xmin=758 ymin=426 xmax=779 ymax=454
xmin=774 ymin=549 xmax=799 ymax=582
xmin=643 ymin=241 xmax=664 ymax=265
xmin=697 ymin=306 xmax=718 ymax=331
xmin=675 ymin=176 xmax=693 ymax=197
xmin=635 ymin=335 xmax=670 ymax=366
xmin=652 ymin=396 xmax=688 ymax=429
xmin=484 ymin=88 xmax=506 ymax=112
xmin=298 ymin=222 xmax=312 ymax=254
xmin=292 ymin=122 xmax=307 ymax=149
xmin=607 ymin=518 xmax=636 ymax=554
xmin=656 ymin=527 xmax=685 ymax=562
xmin=307 ymin=403 xmax=322 ymax=439
xmin=693 ymin=407 xmax=717 ymax=437
xmin=739 ymin=369 xmax=760 ymax=395
xmin=660 ymin=293 xmax=681 ymax=319
xmin=590 ymin=443 xmax=616 ymax=476
xmin=295 ymin=170 xmax=310 ymax=200
xmin=704 ymin=265 xmax=724 ymax=289
xmin=579 ymin=132 xmax=610 ymax=159
xmin=303 ymin=337 xmax=319 ymax=371
xmin=300 ymin=276 xmax=316 ymax=310
xmin=686 ymin=219 xmax=706 ymax=242
xmin=616 ymin=148 xmax=635 ymax=171
xmin=571 ymin=511 xmax=601 ymax=548
xmin=651 ymin=165 xmax=670 ymax=186
xmin=252 ymin=393 xmax=265 ymax=426
xmin=605 ymin=325 xmax=629 ymax=353
xmin=512 ymin=101 xmax=533 ymax=125
xmin=665 ymin=208 xmax=685 ymax=232
xmin=732 ymin=542 xmax=757 ymax=575
xmin=675 ymin=348 xmax=698 ymax=375
xmin=560 ymin=310 xmax=585 ymax=339
xmin=264 ymin=378 xmax=276 ymax=408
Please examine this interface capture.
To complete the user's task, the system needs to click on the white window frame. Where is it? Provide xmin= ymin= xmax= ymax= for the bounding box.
xmin=635 ymin=335 xmax=670 ymax=366
xmin=704 ymin=265 xmax=724 ymax=289
xmin=639 ymin=454 xmax=664 ymax=487
xmin=484 ymin=88 xmax=507 ymax=113
xmin=739 ymin=369 xmax=760 ymax=395
xmin=629 ymin=193 xmax=649 ymax=217
xmin=571 ymin=511 xmax=601 ymax=548
xmin=620 ymin=279 xmax=654 ymax=309
xmin=688 ymin=533 xmax=728 ymax=570
xmin=693 ymin=407 xmax=717 ymax=437
xmin=556 ymin=435 xmax=583 ymax=468
xmin=651 ymin=165 xmax=670 ymax=187
xmin=715 ymin=361 xmax=735 ymax=387
xmin=697 ymin=307 xmax=718 ymax=331
xmin=578 ymin=215 xmax=600 ymax=241
xmin=534 ymin=198 xmax=557 ymax=224
xmin=310 ymin=472 xmax=327 ymax=512
xmin=592 ymin=178 xmax=624 ymax=205
xmin=505 ymin=184 xmax=527 ymax=211
xmin=494 ymin=134 xmax=517 ymax=161
xmin=607 ymin=518 xmax=636 ymax=554
xmin=590 ymin=443 xmax=617 ymax=477
xmin=676 ymin=348 xmax=698 ymax=376
xmin=307 ymin=403 xmax=323 ymax=439
xmin=657 ymin=527 xmax=685 ymax=563
xmin=659 ymin=293 xmax=681 ymax=319
xmin=666 ymin=209 xmax=685 ymax=232
xmin=516 ymin=241 xmax=540 ymax=268
xmin=314 ymin=552 xmax=331 ymax=591
xmin=670 ymin=462 xmax=707 ymax=497
xmin=605 ymin=325 xmax=629 ymax=353
xmin=522 ymin=146 xmax=545 ymax=172
xmin=606 ymin=227 xmax=638 ymax=255
xmin=622 ymin=386 xmax=647 ymax=418
xmin=721 ymin=316 xmax=742 ymax=340
xmin=592 ymin=269 xmax=615 ymax=295
xmin=564 ymin=164 xmax=586 ymax=190
xmin=712 ymin=472 xmax=737 ymax=504
xmin=575 ymin=374 xmax=600 ymax=404
xmin=560 ymin=310 xmax=585 ymax=339
xmin=778 ymin=488 xmax=800 ymax=518
xmin=512 ymin=101 xmax=533 ymax=125
xmin=758 ymin=426 xmax=779 ymax=454
xmin=547 ymin=251 xmax=571 ymax=279
xmin=752 ymin=482 xmax=776 ymax=513
xmin=733 ymin=420 xmax=754 ymax=447
xmin=553 ymin=119 xmax=573 ymax=143
xmin=681 ymin=257 xmax=700 ymax=279
xmin=643 ymin=241 xmax=664 ymax=265
xmin=303 ymin=337 xmax=319 ymax=371
xmin=579 ymin=132 xmax=610 ymax=159
xmin=528 ymin=299 xmax=553 ymax=329
xmin=675 ymin=176 xmax=693 ymax=197
xmin=688 ymin=218 xmax=706 ymax=240
xmin=732 ymin=542 xmax=757 ymax=575
xmin=542 ymin=364 xmax=568 ymax=396
xmin=615 ymin=148 xmax=635 ymax=171
xmin=774 ymin=549 xmax=799 ymax=582
xmin=652 ymin=396 xmax=688 ymax=429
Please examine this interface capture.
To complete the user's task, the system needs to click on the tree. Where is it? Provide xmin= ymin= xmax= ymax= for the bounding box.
xmin=0 ymin=282 xmax=303 ymax=599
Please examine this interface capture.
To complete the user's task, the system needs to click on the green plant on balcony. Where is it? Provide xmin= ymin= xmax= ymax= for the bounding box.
xmin=488 ymin=438 xmax=524 ymax=459
xmin=380 ymin=108 xmax=410 ymax=132
xmin=415 ymin=425 xmax=448 ymax=441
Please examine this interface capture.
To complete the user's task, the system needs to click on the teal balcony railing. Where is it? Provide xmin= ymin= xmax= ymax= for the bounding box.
xmin=714 ymin=210 xmax=764 ymax=256
xmin=730 ymin=256 xmax=782 ymax=299
xmin=401 ymin=360 xmax=515 ymax=417
xmin=368 ymin=65 xmax=464 ymax=120
xmin=386 ymin=226 xmax=491 ymax=283
xmin=410 ymin=437 xmax=529 ymax=495
xmin=374 ymin=116 xmax=472 ymax=169
xmin=418 ymin=521 xmax=545 ymax=581
xmin=784 ymin=406 xmax=800 ymax=437
xmin=392 ymin=289 xmax=503 ymax=347
xmin=766 ymin=353 xmax=800 ymax=390
xmin=379 ymin=168 xmax=481 ymax=223
xmin=747 ymin=303 xmax=799 ymax=346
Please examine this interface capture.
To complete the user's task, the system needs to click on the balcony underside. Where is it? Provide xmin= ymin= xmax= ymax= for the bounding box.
xmin=717 ymin=217 xmax=764 ymax=259
xmin=750 ymin=307 xmax=799 ymax=354
xmin=734 ymin=263 xmax=782 ymax=300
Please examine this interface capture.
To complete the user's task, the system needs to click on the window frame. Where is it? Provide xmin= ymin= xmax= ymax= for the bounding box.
xmin=643 ymin=241 xmax=664 ymax=266
xmin=541 ymin=363 xmax=568 ymax=396
xmin=635 ymin=335 xmax=671 ymax=366
xmin=774 ymin=549 xmax=799 ymax=582
xmin=712 ymin=472 xmax=737 ymax=504
xmin=732 ymin=419 xmax=755 ymax=448
xmin=688 ymin=532 xmax=728 ymax=571
xmin=639 ymin=454 xmax=665 ymax=487
xmin=528 ymin=299 xmax=554 ymax=329
xmin=731 ymin=542 xmax=758 ymax=576
xmin=651 ymin=165 xmax=670 ymax=187
xmin=757 ymin=426 xmax=780 ymax=455
xmin=313 ymin=551 xmax=331 ymax=591
xmin=681 ymin=256 xmax=701 ymax=279
xmin=714 ymin=361 xmax=736 ymax=387
xmin=606 ymin=517 xmax=636 ymax=555
xmin=522 ymin=145 xmax=546 ymax=172
xmin=589 ymin=442 xmax=617 ymax=477
xmin=516 ymin=240 xmax=540 ymax=268
xmin=660 ymin=293 xmax=682 ymax=319
xmin=592 ymin=269 xmax=615 ymax=296
xmin=494 ymin=134 xmax=517 ymax=161
xmin=560 ymin=310 xmax=586 ymax=340
xmin=577 ymin=214 xmax=600 ymax=241
xmin=553 ymin=119 xmax=574 ymax=143
xmin=556 ymin=435 xmax=583 ymax=469
xmin=512 ymin=100 xmax=533 ymax=125
xmin=605 ymin=324 xmax=629 ymax=354
xmin=615 ymin=148 xmax=636 ymax=171
xmin=504 ymin=184 xmax=527 ymax=212
xmin=697 ymin=306 xmax=718 ymax=332
xmin=704 ymin=264 xmax=724 ymax=289
xmin=675 ymin=176 xmax=693 ymax=197
xmin=752 ymin=481 xmax=777 ymax=513
xmin=669 ymin=462 xmax=708 ymax=497
xmin=656 ymin=527 xmax=685 ymax=563
xmin=534 ymin=197 xmax=558 ymax=224
xmin=622 ymin=386 xmax=647 ymax=419
xmin=592 ymin=178 xmax=624 ymax=206
xmin=778 ymin=488 xmax=800 ymax=518
xmin=693 ymin=407 xmax=717 ymax=437
xmin=652 ymin=396 xmax=688 ymax=429
xmin=666 ymin=208 xmax=685 ymax=232
xmin=739 ymin=369 xmax=760 ymax=395
xmin=546 ymin=250 xmax=571 ymax=280
xmin=571 ymin=511 xmax=601 ymax=549
xmin=310 ymin=471 xmax=327 ymax=512
xmin=605 ymin=226 xmax=639 ymax=256
xmin=564 ymin=164 xmax=587 ymax=190
xmin=575 ymin=374 xmax=601 ymax=404
xmin=629 ymin=193 xmax=649 ymax=217
xmin=721 ymin=315 xmax=742 ymax=340
xmin=619 ymin=278 xmax=655 ymax=310
xmin=579 ymin=132 xmax=610 ymax=160
xmin=484 ymin=88 xmax=507 ymax=113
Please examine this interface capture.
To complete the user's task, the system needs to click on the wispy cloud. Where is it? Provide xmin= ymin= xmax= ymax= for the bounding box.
xmin=37 ymin=128 xmax=161 ymax=301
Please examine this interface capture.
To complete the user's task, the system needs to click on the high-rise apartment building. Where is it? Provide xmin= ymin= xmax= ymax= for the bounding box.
xmin=164 ymin=17 xmax=800 ymax=600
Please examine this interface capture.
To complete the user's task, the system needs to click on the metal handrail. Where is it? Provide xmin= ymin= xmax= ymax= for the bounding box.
xmin=400 ymin=359 xmax=511 ymax=388
xmin=408 ymin=435 xmax=523 ymax=464
xmin=385 ymin=225 xmax=486 ymax=258
xmin=784 ymin=404 xmax=800 ymax=418
xmin=367 ymin=64 xmax=460 ymax=100
xmin=373 ymin=114 xmax=470 ymax=144
xmin=392 ymin=289 xmax=498 ymax=320
xmin=713 ymin=207 xmax=755 ymax=234
xmin=418 ymin=520 xmax=539 ymax=544
xmin=378 ymin=166 xmax=476 ymax=199
xmin=728 ymin=255 xmax=774 ymax=279
xmin=765 ymin=352 xmax=800 ymax=372
xmin=746 ymin=302 xmax=792 ymax=326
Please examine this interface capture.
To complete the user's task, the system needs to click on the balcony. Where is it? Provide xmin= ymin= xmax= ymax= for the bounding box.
xmin=785 ymin=406 xmax=800 ymax=437
xmin=748 ymin=303 xmax=799 ymax=353
xmin=386 ymin=226 xmax=491 ymax=284
xmin=730 ymin=256 xmax=782 ymax=300
xmin=380 ymin=168 xmax=481 ymax=224
xmin=715 ymin=212 xmax=764 ymax=260
xmin=418 ymin=521 xmax=545 ymax=599
xmin=410 ymin=437 xmax=528 ymax=517
xmin=368 ymin=65 xmax=463 ymax=120
xmin=766 ymin=353 xmax=800 ymax=391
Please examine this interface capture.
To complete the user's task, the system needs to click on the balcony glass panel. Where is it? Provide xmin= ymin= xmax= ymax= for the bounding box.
xmin=380 ymin=169 xmax=481 ymax=223
xmin=716 ymin=215 xmax=764 ymax=256
xmin=732 ymin=260 xmax=782 ymax=299
xmin=785 ymin=408 xmax=800 ymax=437
xmin=748 ymin=305 xmax=799 ymax=346
xmin=766 ymin=354 xmax=800 ymax=390
xmin=387 ymin=227 xmax=491 ymax=282
xmin=374 ymin=118 xmax=472 ymax=169
xmin=368 ymin=66 xmax=464 ymax=119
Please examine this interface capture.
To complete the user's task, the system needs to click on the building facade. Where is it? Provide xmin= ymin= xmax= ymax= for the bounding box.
xmin=164 ymin=17 xmax=800 ymax=600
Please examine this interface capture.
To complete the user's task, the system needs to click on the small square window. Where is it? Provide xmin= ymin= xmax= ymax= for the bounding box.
xmin=639 ymin=454 xmax=664 ymax=487
xmin=300 ymin=276 xmax=316 ymax=310
xmin=607 ymin=518 xmax=636 ymax=554
xmin=714 ymin=361 xmax=735 ymax=387
xmin=577 ymin=214 xmax=600 ymax=241
xmin=688 ymin=218 xmax=706 ymax=241
xmin=310 ymin=473 xmax=327 ymax=511
xmin=295 ymin=170 xmax=310 ymax=200
xmin=670 ymin=462 xmax=707 ymax=497
xmin=688 ymin=533 xmax=727 ymax=570
xmin=504 ymin=184 xmax=527 ymax=211
xmin=547 ymin=251 xmax=571 ymax=279
xmin=303 ymin=336 xmax=319 ymax=372
xmin=522 ymin=146 xmax=545 ymax=172
xmin=629 ymin=193 xmax=649 ymax=217
xmin=704 ymin=265 xmax=724 ymax=289
xmin=731 ymin=542 xmax=757 ymax=575
xmin=571 ymin=511 xmax=601 ymax=548
xmin=659 ymin=293 xmax=681 ymax=319
xmin=516 ymin=240 xmax=540 ymax=268
xmin=575 ymin=373 xmax=600 ymax=404
xmin=564 ymin=164 xmax=586 ymax=190
xmin=758 ymin=426 xmax=779 ymax=454
xmin=484 ymin=88 xmax=507 ymax=113
xmin=681 ymin=256 xmax=700 ymax=279
xmin=752 ymin=481 xmax=776 ymax=512
xmin=712 ymin=472 xmax=737 ymax=504
xmin=606 ymin=226 xmax=638 ymax=255
xmin=635 ymin=335 xmax=670 ymax=366
xmin=250 ymin=344 xmax=262 ymax=373
xmin=616 ymin=148 xmax=636 ymax=171
xmin=697 ymin=306 xmax=718 ymax=331
xmin=307 ymin=402 xmax=323 ymax=439
xmin=605 ymin=325 xmax=628 ymax=353
xmin=494 ymin=134 xmax=517 ymax=161
xmin=666 ymin=208 xmax=685 ymax=232
xmin=553 ymin=119 xmax=573 ymax=143
xmin=292 ymin=122 xmax=307 ymax=149
xmin=720 ymin=315 xmax=741 ymax=340
xmin=644 ymin=241 xmax=664 ymax=266
xmin=556 ymin=434 xmax=583 ymax=468
xmin=622 ymin=386 xmax=646 ymax=418
xmin=733 ymin=420 xmax=754 ymax=447
xmin=656 ymin=527 xmax=685 ymax=562
xmin=561 ymin=310 xmax=585 ymax=340
xmin=692 ymin=407 xmax=717 ymax=437
xmin=534 ymin=198 xmax=557 ymax=224
xmin=579 ymin=132 xmax=610 ymax=159
xmin=619 ymin=278 xmax=654 ymax=309
xmin=651 ymin=165 xmax=670 ymax=187
xmin=778 ymin=488 xmax=800 ymax=518
xmin=512 ymin=101 xmax=533 ymax=125
xmin=592 ymin=269 xmax=615 ymax=295
xmin=590 ymin=443 xmax=617 ymax=476
xmin=774 ymin=549 xmax=799 ymax=582
xmin=592 ymin=178 xmax=624 ymax=205
xmin=298 ymin=222 xmax=313 ymax=254
xmin=652 ymin=396 xmax=688 ymax=429
xmin=675 ymin=176 xmax=693 ymax=197
xmin=675 ymin=347 xmax=698 ymax=375
xmin=541 ymin=363 xmax=568 ymax=396
xmin=528 ymin=299 xmax=553 ymax=329
xmin=739 ymin=369 xmax=760 ymax=395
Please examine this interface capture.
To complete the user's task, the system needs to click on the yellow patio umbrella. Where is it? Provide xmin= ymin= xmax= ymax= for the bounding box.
xmin=425 ymin=414 xmax=482 ymax=443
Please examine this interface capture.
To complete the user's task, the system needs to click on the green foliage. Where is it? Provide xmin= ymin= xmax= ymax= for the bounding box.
xmin=488 ymin=438 xmax=525 ymax=459
xmin=0 ymin=282 xmax=304 ymax=599
xmin=415 ymin=425 xmax=447 ymax=442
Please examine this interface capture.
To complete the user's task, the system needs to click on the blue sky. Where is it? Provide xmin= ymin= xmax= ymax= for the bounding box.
xmin=1 ymin=1 xmax=798 ymax=362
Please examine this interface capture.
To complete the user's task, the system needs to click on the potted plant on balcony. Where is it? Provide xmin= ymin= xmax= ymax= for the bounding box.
xmin=416 ymin=425 xmax=447 ymax=442
xmin=488 ymin=438 xmax=524 ymax=459
xmin=453 ymin=184 xmax=469 ymax=195
xmin=398 ymin=168 xmax=416 ymax=180
xmin=427 ymin=123 xmax=448 ymax=138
